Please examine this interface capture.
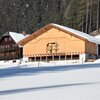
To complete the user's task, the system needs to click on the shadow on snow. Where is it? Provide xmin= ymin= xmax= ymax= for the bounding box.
xmin=0 ymin=81 xmax=100 ymax=96
xmin=0 ymin=63 xmax=100 ymax=78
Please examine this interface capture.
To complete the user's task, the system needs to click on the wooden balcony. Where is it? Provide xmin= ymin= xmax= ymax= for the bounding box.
xmin=0 ymin=47 xmax=18 ymax=52
xmin=0 ymin=55 xmax=21 ymax=60
xmin=0 ymin=47 xmax=23 ymax=60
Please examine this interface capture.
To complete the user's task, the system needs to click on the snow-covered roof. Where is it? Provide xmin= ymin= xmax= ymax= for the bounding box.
xmin=52 ymin=23 xmax=100 ymax=44
xmin=9 ymin=32 xmax=28 ymax=44
xmin=18 ymin=23 xmax=100 ymax=46
xmin=94 ymin=35 xmax=100 ymax=39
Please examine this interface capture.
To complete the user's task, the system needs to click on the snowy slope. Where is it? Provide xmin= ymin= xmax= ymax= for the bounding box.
xmin=0 ymin=63 xmax=100 ymax=100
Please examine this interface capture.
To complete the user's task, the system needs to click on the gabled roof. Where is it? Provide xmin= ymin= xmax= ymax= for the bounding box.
xmin=0 ymin=32 xmax=29 ymax=46
xmin=18 ymin=23 xmax=100 ymax=45
xmin=9 ymin=32 xmax=28 ymax=43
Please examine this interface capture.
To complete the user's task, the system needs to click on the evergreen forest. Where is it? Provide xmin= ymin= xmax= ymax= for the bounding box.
xmin=0 ymin=0 xmax=99 ymax=35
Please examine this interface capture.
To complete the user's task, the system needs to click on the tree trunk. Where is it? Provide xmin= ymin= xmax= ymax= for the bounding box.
xmin=97 ymin=0 xmax=100 ymax=30
xmin=85 ymin=0 xmax=89 ymax=33
xmin=89 ymin=0 xmax=92 ymax=33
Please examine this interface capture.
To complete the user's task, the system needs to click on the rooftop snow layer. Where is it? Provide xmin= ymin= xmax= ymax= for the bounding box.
xmin=9 ymin=32 xmax=28 ymax=43
xmin=95 ymin=35 xmax=100 ymax=39
xmin=52 ymin=23 xmax=100 ymax=44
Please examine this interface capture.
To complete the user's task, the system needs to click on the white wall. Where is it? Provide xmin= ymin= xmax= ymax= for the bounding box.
xmin=23 ymin=57 xmax=28 ymax=62
xmin=79 ymin=53 xmax=87 ymax=64
xmin=23 ymin=54 xmax=88 ymax=64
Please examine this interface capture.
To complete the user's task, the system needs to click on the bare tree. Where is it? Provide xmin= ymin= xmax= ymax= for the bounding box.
xmin=85 ymin=0 xmax=89 ymax=33
xmin=97 ymin=0 xmax=100 ymax=30
xmin=89 ymin=0 xmax=92 ymax=33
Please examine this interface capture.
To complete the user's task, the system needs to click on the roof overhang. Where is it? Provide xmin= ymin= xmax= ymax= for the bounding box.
xmin=18 ymin=23 xmax=100 ymax=46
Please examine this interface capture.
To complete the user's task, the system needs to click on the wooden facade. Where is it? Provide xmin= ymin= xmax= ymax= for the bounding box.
xmin=0 ymin=32 xmax=23 ymax=60
xmin=18 ymin=23 xmax=98 ymax=62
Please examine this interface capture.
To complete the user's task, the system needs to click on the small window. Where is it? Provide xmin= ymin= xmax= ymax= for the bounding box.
xmin=72 ymin=55 xmax=79 ymax=60
xmin=7 ymin=45 xmax=10 ymax=48
xmin=11 ymin=52 xmax=15 ymax=56
xmin=9 ymin=37 xmax=12 ymax=41
xmin=13 ymin=45 xmax=15 ymax=47
xmin=5 ymin=38 xmax=7 ymax=42
xmin=1 ymin=53 xmax=4 ymax=56
xmin=2 ymin=46 xmax=4 ymax=48
xmin=0 ymin=46 xmax=3 ymax=48
xmin=47 ymin=42 xmax=59 ymax=54
xmin=13 ymin=44 xmax=17 ymax=47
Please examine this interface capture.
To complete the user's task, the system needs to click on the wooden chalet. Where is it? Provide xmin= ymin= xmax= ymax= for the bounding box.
xmin=18 ymin=23 xmax=100 ymax=63
xmin=0 ymin=32 xmax=27 ymax=61
xmin=90 ymin=29 xmax=100 ymax=56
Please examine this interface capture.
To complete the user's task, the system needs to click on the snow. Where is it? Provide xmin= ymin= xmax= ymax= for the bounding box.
xmin=0 ymin=60 xmax=92 ymax=69
xmin=12 ymin=3 xmax=15 ymax=6
xmin=93 ymin=59 xmax=100 ymax=63
xmin=95 ymin=35 xmax=100 ymax=39
xmin=25 ymin=4 xmax=29 ymax=8
xmin=9 ymin=32 xmax=28 ymax=44
xmin=52 ymin=23 xmax=100 ymax=44
xmin=0 ymin=62 xmax=100 ymax=100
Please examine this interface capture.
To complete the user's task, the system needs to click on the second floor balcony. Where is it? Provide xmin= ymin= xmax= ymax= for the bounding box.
xmin=0 ymin=45 xmax=18 ymax=52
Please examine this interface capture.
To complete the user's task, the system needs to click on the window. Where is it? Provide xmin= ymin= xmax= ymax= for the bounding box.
xmin=47 ymin=42 xmax=59 ymax=54
xmin=2 ymin=46 xmax=4 ymax=48
xmin=9 ymin=37 xmax=12 ymax=41
xmin=11 ymin=52 xmax=15 ymax=56
xmin=7 ymin=45 xmax=10 ymax=48
xmin=0 ymin=46 xmax=3 ymax=48
xmin=13 ymin=44 xmax=17 ymax=47
xmin=72 ymin=55 xmax=79 ymax=60
xmin=6 ymin=52 xmax=10 ymax=56
xmin=5 ymin=38 xmax=7 ymax=42
xmin=1 ymin=53 xmax=4 ymax=56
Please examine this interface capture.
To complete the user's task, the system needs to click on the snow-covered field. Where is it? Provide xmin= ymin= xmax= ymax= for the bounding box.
xmin=0 ymin=62 xmax=100 ymax=100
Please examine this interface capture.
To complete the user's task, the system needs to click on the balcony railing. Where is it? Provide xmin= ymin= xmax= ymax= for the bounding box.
xmin=0 ymin=47 xmax=18 ymax=52
xmin=0 ymin=55 xmax=21 ymax=60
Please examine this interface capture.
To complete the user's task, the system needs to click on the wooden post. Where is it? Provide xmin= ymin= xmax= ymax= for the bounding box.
xmin=34 ymin=56 xmax=36 ymax=62
xmin=71 ymin=54 xmax=73 ymax=60
xmin=52 ymin=55 xmax=54 ymax=61
xmin=59 ymin=55 xmax=60 ymax=60
xmin=40 ymin=56 xmax=42 ymax=61
xmin=46 ymin=56 xmax=47 ymax=62
xmin=65 ymin=55 xmax=66 ymax=60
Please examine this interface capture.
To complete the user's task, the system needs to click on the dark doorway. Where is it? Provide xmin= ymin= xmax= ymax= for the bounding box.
xmin=98 ymin=45 xmax=100 ymax=55
xmin=42 ymin=56 xmax=46 ymax=61
xmin=36 ymin=57 xmax=40 ymax=61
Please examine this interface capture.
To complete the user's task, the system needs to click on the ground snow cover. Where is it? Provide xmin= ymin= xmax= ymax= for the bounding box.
xmin=0 ymin=61 xmax=100 ymax=100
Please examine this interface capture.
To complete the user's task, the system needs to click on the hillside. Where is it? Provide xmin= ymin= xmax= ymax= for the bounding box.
xmin=0 ymin=0 xmax=99 ymax=35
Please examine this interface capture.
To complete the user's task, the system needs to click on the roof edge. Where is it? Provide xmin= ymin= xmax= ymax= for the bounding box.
xmin=18 ymin=23 xmax=100 ymax=46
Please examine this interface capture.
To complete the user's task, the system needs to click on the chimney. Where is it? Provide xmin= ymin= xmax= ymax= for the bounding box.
xmin=22 ymin=31 xmax=27 ymax=36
